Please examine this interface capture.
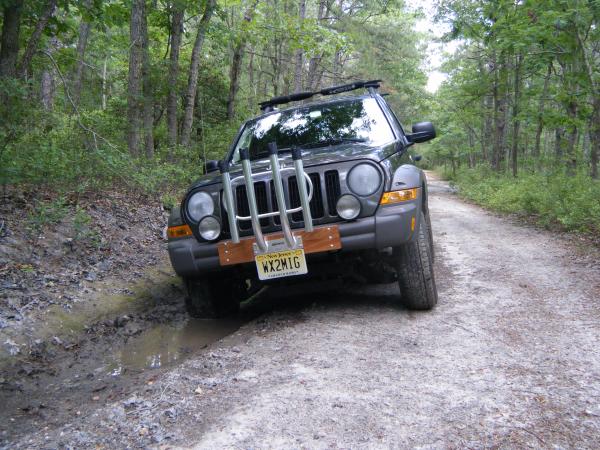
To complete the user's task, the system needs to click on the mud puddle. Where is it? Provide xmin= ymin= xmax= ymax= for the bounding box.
xmin=107 ymin=318 xmax=242 ymax=373
xmin=0 ymin=314 xmax=243 ymax=444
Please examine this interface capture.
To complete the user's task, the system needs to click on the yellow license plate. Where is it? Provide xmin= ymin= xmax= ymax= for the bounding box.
xmin=255 ymin=248 xmax=307 ymax=281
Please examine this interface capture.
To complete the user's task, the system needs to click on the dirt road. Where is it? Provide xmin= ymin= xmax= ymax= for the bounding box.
xmin=7 ymin=177 xmax=600 ymax=448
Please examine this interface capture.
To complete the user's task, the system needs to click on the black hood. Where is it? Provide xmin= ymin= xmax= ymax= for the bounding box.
xmin=187 ymin=141 xmax=398 ymax=193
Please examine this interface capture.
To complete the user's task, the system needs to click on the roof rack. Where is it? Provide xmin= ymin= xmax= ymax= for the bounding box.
xmin=258 ymin=79 xmax=382 ymax=112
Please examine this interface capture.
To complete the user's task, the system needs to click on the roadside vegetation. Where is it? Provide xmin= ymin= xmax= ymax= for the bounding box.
xmin=441 ymin=166 xmax=600 ymax=235
xmin=424 ymin=0 xmax=599 ymax=239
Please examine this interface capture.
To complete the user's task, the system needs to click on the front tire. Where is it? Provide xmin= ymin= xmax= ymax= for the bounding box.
xmin=394 ymin=211 xmax=438 ymax=310
xmin=424 ymin=209 xmax=435 ymax=261
xmin=184 ymin=277 xmax=242 ymax=318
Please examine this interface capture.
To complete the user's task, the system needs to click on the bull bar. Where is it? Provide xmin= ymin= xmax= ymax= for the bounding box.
xmin=219 ymin=142 xmax=314 ymax=254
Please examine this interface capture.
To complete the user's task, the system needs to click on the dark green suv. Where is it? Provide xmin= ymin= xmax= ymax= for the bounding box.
xmin=167 ymin=80 xmax=438 ymax=317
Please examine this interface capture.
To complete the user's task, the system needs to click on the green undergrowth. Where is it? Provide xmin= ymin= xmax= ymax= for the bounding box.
xmin=441 ymin=166 xmax=600 ymax=235
xmin=0 ymin=97 xmax=238 ymax=199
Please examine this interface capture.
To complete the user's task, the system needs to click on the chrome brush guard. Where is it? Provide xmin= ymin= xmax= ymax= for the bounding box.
xmin=219 ymin=143 xmax=314 ymax=254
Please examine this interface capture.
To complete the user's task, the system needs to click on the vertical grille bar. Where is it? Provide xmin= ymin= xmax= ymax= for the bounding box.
xmin=236 ymin=185 xmax=251 ymax=230
xmin=255 ymin=182 xmax=269 ymax=227
xmin=309 ymin=173 xmax=324 ymax=219
xmin=288 ymin=176 xmax=302 ymax=222
xmin=289 ymin=174 xmax=324 ymax=222
xmin=220 ymin=191 xmax=230 ymax=234
xmin=325 ymin=170 xmax=341 ymax=216
xmin=270 ymin=180 xmax=280 ymax=226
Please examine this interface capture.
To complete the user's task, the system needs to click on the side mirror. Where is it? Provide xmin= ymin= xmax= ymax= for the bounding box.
xmin=204 ymin=160 xmax=219 ymax=173
xmin=412 ymin=154 xmax=422 ymax=162
xmin=407 ymin=122 xmax=436 ymax=144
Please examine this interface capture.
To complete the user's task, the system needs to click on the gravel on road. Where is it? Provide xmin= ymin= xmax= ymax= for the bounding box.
xmin=9 ymin=177 xmax=600 ymax=449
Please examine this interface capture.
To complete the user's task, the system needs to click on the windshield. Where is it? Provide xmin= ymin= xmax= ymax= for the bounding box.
xmin=231 ymin=97 xmax=394 ymax=162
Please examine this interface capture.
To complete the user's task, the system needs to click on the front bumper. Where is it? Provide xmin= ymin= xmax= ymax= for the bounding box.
xmin=168 ymin=200 xmax=420 ymax=278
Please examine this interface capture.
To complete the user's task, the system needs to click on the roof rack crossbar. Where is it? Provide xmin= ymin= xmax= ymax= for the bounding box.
xmin=259 ymin=79 xmax=382 ymax=112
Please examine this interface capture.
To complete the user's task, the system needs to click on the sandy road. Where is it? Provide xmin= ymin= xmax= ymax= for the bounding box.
xmin=11 ymin=177 xmax=600 ymax=448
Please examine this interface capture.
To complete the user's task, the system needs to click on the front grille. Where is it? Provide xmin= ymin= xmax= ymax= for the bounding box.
xmin=226 ymin=171 xmax=341 ymax=234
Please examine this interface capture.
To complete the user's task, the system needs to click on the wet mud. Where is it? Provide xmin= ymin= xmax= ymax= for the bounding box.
xmin=0 ymin=276 xmax=321 ymax=444
xmin=0 ymin=286 xmax=243 ymax=444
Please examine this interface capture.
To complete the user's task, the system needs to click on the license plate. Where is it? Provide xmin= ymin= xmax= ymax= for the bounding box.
xmin=255 ymin=248 xmax=307 ymax=280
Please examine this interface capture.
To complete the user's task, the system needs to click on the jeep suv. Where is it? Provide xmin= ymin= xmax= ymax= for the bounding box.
xmin=167 ymin=80 xmax=438 ymax=317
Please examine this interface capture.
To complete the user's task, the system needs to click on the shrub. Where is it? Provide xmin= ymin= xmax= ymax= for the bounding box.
xmin=442 ymin=166 xmax=600 ymax=234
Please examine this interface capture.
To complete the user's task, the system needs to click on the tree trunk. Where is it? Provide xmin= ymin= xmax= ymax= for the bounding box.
xmin=226 ymin=0 xmax=260 ymax=119
xmin=332 ymin=50 xmax=342 ymax=85
xmin=101 ymin=57 xmax=108 ymax=110
xmin=590 ymin=97 xmax=599 ymax=179
xmin=166 ymin=4 xmax=184 ymax=149
xmin=17 ymin=0 xmax=58 ymax=79
xmin=293 ymin=48 xmax=304 ymax=93
xmin=533 ymin=61 xmax=552 ymax=159
xmin=483 ymin=93 xmax=492 ymax=163
xmin=566 ymin=99 xmax=578 ymax=176
xmin=492 ymin=52 xmax=507 ymax=172
xmin=293 ymin=0 xmax=306 ymax=93
xmin=555 ymin=127 xmax=565 ymax=159
xmin=180 ymin=0 xmax=216 ymax=148
xmin=270 ymin=42 xmax=281 ymax=96
xmin=0 ymin=0 xmax=24 ymax=78
xmin=280 ymin=41 xmax=290 ymax=95
xmin=247 ymin=47 xmax=255 ymax=111
xmin=72 ymin=0 xmax=93 ymax=109
xmin=40 ymin=69 xmax=55 ymax=110
xmin=127 ymin=0 xmax=145 ymax=156
xmin=510 ymin=53 xmax=522 ymax=177
xmin=226 ymin=44 xmax=245 ymax=119
xmin=305 ymin=0 xmax=327 ymax=91
xmin=141 ymin=0 xmax=154 ymax=158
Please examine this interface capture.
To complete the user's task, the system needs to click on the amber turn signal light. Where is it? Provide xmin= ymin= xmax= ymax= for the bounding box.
xmin=380 ymin=188 xmax=418 ymax=205
xmin=167 ymin=224 xmax=193 ymax=239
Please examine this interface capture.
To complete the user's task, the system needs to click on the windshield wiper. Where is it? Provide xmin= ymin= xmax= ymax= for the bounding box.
xmin=299 ymin=137 xmax=367 ymax=149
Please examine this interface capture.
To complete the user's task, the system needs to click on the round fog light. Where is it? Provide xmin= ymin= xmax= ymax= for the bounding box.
xmin=198 ymin=216 xmax=221 ymax=241
xmin=336 ymin=194 xmax=361 ymax=220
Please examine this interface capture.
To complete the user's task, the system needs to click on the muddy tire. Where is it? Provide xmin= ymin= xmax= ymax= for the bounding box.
xmin=185 ymin=278 xmax=241 ymax=319
xmin=425 ymin=210 xmax=435 ymax=261
xmin=394 ymin=211 xmax=438 ymax=310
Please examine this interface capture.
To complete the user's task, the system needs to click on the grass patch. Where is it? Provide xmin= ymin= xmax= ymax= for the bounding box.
xmin=440 ymin=166 xmax=600 ymax=234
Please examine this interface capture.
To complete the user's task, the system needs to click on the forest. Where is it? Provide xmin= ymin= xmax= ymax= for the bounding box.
xmin=0 ymin=0 xmax=599 ymax=233
xmin=429 ymin=0 xmax=600 ymax=233
xmin=0 ymin=0 xmax=429 ymax=195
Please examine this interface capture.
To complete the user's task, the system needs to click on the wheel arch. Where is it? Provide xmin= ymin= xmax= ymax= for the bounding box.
xmin=389 ymin=163 xmax=428 ymax=213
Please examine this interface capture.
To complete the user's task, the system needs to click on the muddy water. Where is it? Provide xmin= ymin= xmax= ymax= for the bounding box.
xmin=107 ymin=319 xmax=241 ymax=373
xmin=0 ymin=315 xmax=243 ymax=444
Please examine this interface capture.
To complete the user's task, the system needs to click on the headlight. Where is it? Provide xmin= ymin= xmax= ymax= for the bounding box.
xmin=336 ymin=194 xmax=361 ymax=220
xmin=187 ymin=191 xmax=214 ymax=221
xmin=347 ymin=163 xmax=381 ymax=196
xmin=198 ymin=216 xmax=221 ymax=241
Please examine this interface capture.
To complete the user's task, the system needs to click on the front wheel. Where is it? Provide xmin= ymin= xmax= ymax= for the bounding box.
xmin=393 ymin=211 xmax=438 ymax=310
xmin=184 ymin=277 xmax=242 ymax=318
